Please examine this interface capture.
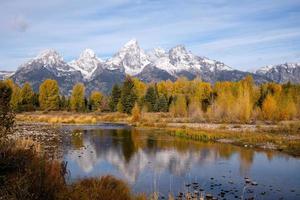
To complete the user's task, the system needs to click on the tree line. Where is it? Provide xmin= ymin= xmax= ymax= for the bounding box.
xmin=1 ymin=76 xmax=300 ymax=122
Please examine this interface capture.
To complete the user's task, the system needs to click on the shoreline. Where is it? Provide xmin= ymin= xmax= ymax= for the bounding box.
xmin=15 ymin=112 xmax=300 ymax=157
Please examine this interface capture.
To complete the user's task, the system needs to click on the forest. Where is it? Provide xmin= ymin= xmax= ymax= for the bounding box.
xmin=2 ymin=75 xmax=300 ymax=123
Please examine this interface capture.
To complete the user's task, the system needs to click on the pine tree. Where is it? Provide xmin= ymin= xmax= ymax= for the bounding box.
xmin=70 ymin=83 xmax=85 ymax=112
xmin=144 ymin=86 xmax=158 ymax=112
xmin=156 ymin=95 xmax=168 ymax=112
xmin=20 ymin=82 xmax=35 ymax=111
xmin=59 ymin=95 xmax=68 ymax=110
xmin=120 ymin=76 xmax=137 ymax=114
xmin=39 ymin=79 xmax=60 ymax=111
xmin=89 ymin=91 xmax=103 ymax=111
xmin=0 ymin=81 xmax=15 ymax=138
xmin=109 ymin=84 xmax=121 ymax=112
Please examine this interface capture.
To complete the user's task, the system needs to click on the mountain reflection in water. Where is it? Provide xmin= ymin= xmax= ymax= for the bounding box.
xmin=62 ymin=125 xmax=300 ymax=199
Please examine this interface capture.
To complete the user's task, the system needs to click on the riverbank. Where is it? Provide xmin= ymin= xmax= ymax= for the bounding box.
xmin=16 ymin=111 xmax=300 ymax=156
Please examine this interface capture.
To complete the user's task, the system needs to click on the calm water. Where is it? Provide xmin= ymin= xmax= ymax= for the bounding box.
xmin=61 ymin=124 xmax=300 ymax=200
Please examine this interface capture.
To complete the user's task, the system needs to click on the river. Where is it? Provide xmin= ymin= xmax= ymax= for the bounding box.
xmin=60 ymin=124 xmax=300 ymax=200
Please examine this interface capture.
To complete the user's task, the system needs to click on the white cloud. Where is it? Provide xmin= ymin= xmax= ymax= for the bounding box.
xmin=0 ymin=0 xmax=299 ymax=70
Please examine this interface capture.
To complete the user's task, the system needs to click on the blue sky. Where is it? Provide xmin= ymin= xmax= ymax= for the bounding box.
xmin=0 ymin=0 xmax=300 ymax=71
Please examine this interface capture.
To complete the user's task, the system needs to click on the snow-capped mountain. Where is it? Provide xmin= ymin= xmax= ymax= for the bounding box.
xmin=12 ymin=49 xmax=83 ymax=94
xmin=0 ymin=71 xmax=14 ymax=80
xmin=105 ymin=39 xmax=150 ymax=75
xmin=149 ymin=45 xmax=232 ymax=75
xmin=8 ymin=39 xmax=299 ymax=95
xmin=256 ymin=63 xmax=300 ymax=83
xmin=69 ymin=49 xmax=102 ymax=80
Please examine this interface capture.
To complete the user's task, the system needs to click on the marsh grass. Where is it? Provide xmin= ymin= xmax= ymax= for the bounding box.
xmin=16 ymin=112 xmax=300 ymax=156
xmin=0 ymin=137 xmax=151 ymax=200
xmin=0 ymin=139 xmax=66 ymax=200
xmin=59 ymin=176 xmax=146 ymax=200
xmin=17 ymin=111 xmax=130 ymax=124
xmin=167 ymin=127 xmax=300 ymax=156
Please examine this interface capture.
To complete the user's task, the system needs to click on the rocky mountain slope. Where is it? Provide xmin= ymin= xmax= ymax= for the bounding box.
xmin=256 ymin=63 xmax=300 ymax=83
xmin=12 ymin=49 xmax=83 ymax=94
xmin=0 ymin=71 xmax=14 ymax=80
xmin=4 ymin=39 xmax=298 ymax=95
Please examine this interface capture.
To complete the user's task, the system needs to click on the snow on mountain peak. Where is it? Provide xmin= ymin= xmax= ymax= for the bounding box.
xmin=106 ymin=39 xmax=150 ymax=75
xmin=153 ymin=48 xmax=166 ymax=57
xmin=123 ymin=38 xmax=139 ymax=48
xmin=16 ymin=41 xmax=236 ymax=81
xmin=256 ymin=62 xmax=300 ymax=74
xmin=80 ymin=49 xmax=97 ymax=59
xmin=36 ymin=49 xmax=64 ymax=64
xmin=69 ymin=49 xmax=102 ymax=79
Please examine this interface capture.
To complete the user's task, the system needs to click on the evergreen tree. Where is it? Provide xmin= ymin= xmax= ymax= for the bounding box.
xmin=144 ymin=86 xmax=158 ymax=112
xmin=84 ymin=97 xmax=88 ymax=111
xmin=20 ymin=82 xmax=35 ymax=111
xmin=39 ymin=79 xmax=60 ymax=111
xmin=0 ymin=81 xmax=15 ymax=138
xmin=70 ymin=83 xmax=85 ymax=112
xmin=120 ymin=76 xmax=137 ymax=114
xmin=156 ymin=95 xmax=168 ymax=112
xmin=109 ymin=84 xmax=121 ymax=112
xmin=89 ymin=91 xmax=103 ymax=111
xmin=59 ymin=95 xmax=68 ymax=110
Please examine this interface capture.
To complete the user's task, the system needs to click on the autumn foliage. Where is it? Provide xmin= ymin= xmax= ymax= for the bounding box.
xmin=2 ymin=75 xmax=300 ymax=122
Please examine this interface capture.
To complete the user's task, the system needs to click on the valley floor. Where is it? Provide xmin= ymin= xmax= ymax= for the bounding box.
xmin=16 ymin=111 xmax=300 ymax=156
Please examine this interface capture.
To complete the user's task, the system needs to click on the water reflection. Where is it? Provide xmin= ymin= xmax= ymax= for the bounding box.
xmin=62 ymin=125 xmax=300 ymax=199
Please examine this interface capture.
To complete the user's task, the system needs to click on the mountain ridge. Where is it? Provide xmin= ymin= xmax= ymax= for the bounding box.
xmin=1 ymin=40 xmax=299 ymax=95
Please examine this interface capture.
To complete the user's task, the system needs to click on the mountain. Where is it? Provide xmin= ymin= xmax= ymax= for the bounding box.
xmin=12 ymin=49 xmax=83 ymax=95
xmin=105 ymin=39 xmax=150 ymax=75
xmin=7 ymin=40 xmax=299 ymax=95
xmin=256 ymin=63 xmax=300 ymax=83
xmin=0 ymin=71 xmax=14 ymax=80
xmin=69 ymin=49 xmax=102 ymax=80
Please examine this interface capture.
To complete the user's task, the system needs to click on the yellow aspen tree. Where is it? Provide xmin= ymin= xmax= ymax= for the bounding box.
xmin=131 ymin=102 xmax=141 ymax=122
xmin=170 ymin=95 xmax=187 ymax=117
xmin=262 ymin=94 xmax=277 ymax=120
xmin=70 ymin=83 xmax=85 ymax=112
xmin=89 ymin=91 xmax=103 ymax=111
xmin=39 ymin=79 xmax=60 ymax=111
xmin=4 ymin=79 xmax=22 ymax=111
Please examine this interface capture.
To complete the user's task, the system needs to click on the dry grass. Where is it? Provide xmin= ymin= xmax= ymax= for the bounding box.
xmin=59 ymin=176 xmax=146 ymax=200
xmin=17 ymin=111 xmax=130 ymax=124
xmin=167 ymin=126 xmax=300 ymax=156
xmin=0 ymin=139 xmax=148 ymax=200
xmin=14 ymin=138 xmax=42 ymax=153
xmin=15 ymin=112 xmax=300 ymax=156
xmin=0 ymin=139 xmax=66 ymax=200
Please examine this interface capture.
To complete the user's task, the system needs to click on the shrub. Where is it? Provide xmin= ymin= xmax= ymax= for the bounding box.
xmin=61 ymin=176 xmax=133 ymax=200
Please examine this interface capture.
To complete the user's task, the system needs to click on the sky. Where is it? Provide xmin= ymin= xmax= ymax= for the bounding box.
xmin=0 ymin=0 xmax=300 ymax=71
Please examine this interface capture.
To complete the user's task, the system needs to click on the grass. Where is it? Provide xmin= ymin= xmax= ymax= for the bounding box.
xmin=17 ymin=111 xmax=131 ymax=124
xmin=60 ymin=176 xmax=146 ymax=200
xmin=165 ymin=126 xmax=300 ymax=156
xmin=0 ymin=138 xmax=147 ymax=200
xmin=16 ymin=111 xmax=300 ymax=156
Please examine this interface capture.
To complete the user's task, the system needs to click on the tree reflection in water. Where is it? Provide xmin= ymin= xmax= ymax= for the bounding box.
xmin=63 ymin=125 xmax=299 ymax=199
